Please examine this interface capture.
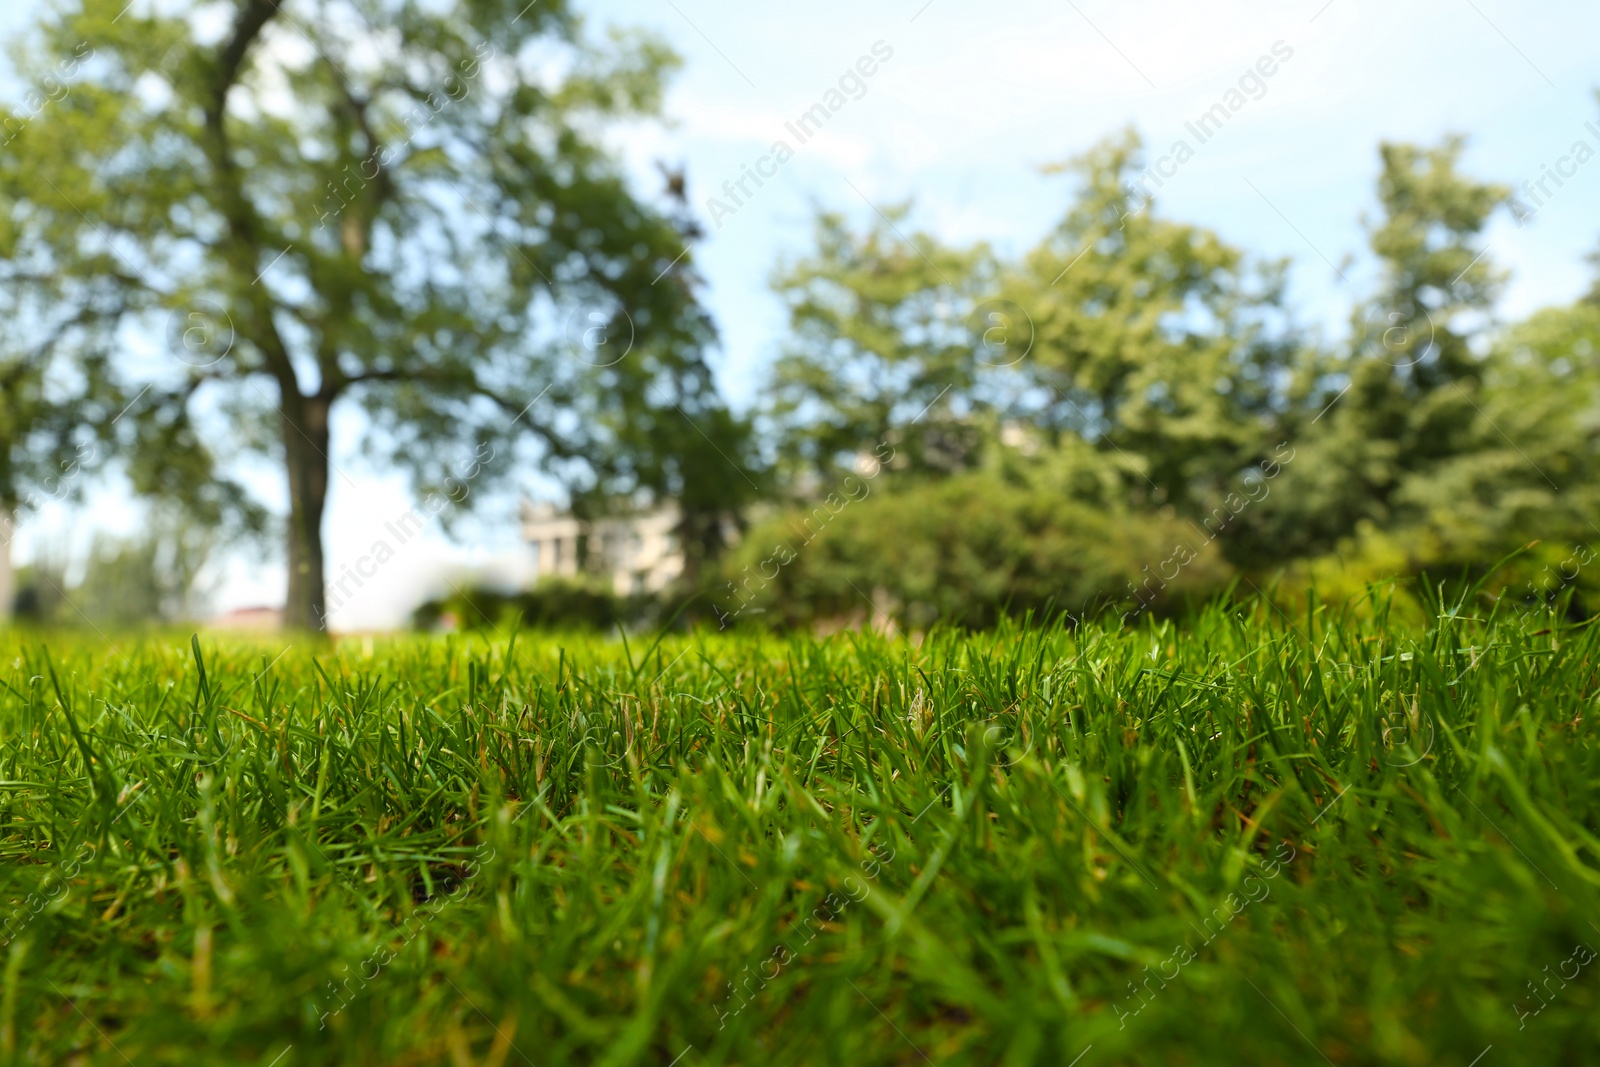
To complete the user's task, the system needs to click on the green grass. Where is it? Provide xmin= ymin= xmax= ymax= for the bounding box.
xmin=2 ymin=593 xmax=1598 ymax=1065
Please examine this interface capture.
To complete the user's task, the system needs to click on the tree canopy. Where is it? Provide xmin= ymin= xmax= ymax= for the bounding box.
xmin=0 ymin=0 xmax=752 ymax=629
xmin=734 ymin=128 xmax=1600 ymax=627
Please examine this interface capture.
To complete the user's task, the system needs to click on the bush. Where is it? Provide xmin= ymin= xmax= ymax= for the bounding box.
xmin=1272 ymin=521 xmax=1595 ymax=623
xmin=412 ymin=577 xmax=646 ymax=633
xmin=712 ymin=471 xmax=1235 ymax=629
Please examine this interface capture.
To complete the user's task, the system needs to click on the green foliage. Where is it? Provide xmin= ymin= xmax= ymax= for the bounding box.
xmin=1242 ymin=137 xmax=1514 ymax=565
xmin=1009 ymin=131 xmax=1296 ymax=512
xmin=0 ymin=0 xmax=753 ymax=628
xmin=0 ymin=295 xmax=121 ymax=540
xmin=3 ymin=598 xmax=1598 ymax=1062
xmin=412 ymin=576 xmax=639 ymax=634
xmin=1272 ymin=295 xmax=1600 ymax=615
xmin=767 ymin=131 xmax=1295 ymax=512
xmin=11 ymin=558 xmax=71 ymax=624
xmin=767 ymin=208 xmax=996 ymax=482
xmin=752 ymin=132 xmax=1303 ymax=628
xmin=73 ymin=511 xmax=218 ymax=626
xmin=757 ymin=129 xmax=1600 ymax=627
xmin=11 ymin=510 xmax=217 ymax=627
xmin=718 ymin=465 xmax=1234 ymax=630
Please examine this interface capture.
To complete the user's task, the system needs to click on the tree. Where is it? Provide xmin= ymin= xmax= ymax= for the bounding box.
xmin=75 ymin=508 xmax=220 ymax=626
xmin=0 ymin=275 xmax=244 ymax=625
xmin=1005 ymin=130 xmax=1296 ymax=517
xmin=766 ymin=131 xmax=1297 ymax=511
xmin=1 ymin=0 xmax=747 ymax=631
xmin=1330 ymin=298 xmax=1600 ymax=602
xmin=768 ymin=208 xmax=994 ymax=483
xmin=1241 ymin=137 xmax=1511 ymax=564
xmin=744 ymin=132 xmax=1297 ymax=629
xmin=0 ymin=289 xmax=120 ymax=620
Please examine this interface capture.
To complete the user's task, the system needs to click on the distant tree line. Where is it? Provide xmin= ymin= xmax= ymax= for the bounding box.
xmin=712 ymin=124 xmax=1600 ymax=628
xmin=4 ymin=2 xmax=1597 ymax=633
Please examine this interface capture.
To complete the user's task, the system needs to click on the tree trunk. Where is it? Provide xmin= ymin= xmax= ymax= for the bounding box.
xmin=0 ymin=510 xmax=13 ymax=623
xmin=282 ymin=398 xmax=330 ymax=632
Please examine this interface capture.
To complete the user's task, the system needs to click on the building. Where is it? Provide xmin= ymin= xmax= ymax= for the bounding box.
xmin=520 ymin=501 xmax=684 ymax=597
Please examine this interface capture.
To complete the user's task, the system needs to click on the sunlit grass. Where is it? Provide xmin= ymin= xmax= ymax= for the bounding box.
xmin=2 ymin=592 xmax=1597 ymax=1065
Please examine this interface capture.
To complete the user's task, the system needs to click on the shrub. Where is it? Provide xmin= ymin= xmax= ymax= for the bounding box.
xmin=713 ymin=472 xmax=1234 ymax=629
xmin=412 ymin=577 xmax=644 ymax=633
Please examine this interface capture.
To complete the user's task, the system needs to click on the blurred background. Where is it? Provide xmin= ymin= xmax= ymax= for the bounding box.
xmin=2 ymin=0 xmax=1598 ymax=634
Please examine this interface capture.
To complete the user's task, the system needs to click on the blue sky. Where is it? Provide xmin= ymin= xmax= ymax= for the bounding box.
xmin=4 ymin=0 xmax=1599 ymax=628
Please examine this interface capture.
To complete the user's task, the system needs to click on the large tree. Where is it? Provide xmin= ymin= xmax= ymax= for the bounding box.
xmin=0 ymin=0 xmax=748 ymax=630
xmin=1239 ymin=137 xmax=1512 ymax=564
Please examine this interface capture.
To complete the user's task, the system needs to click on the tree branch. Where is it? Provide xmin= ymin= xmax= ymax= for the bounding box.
xmin=202 ymin=0 xmax=304 ymax=407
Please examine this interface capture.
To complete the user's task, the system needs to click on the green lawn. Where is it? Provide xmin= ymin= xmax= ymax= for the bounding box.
xmin=3 ymin=595 xmax=1597 ymax=1065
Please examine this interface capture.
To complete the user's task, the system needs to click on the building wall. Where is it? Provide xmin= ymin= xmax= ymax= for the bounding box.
xmin=521 ymin=502 xmax=683 ymax=596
